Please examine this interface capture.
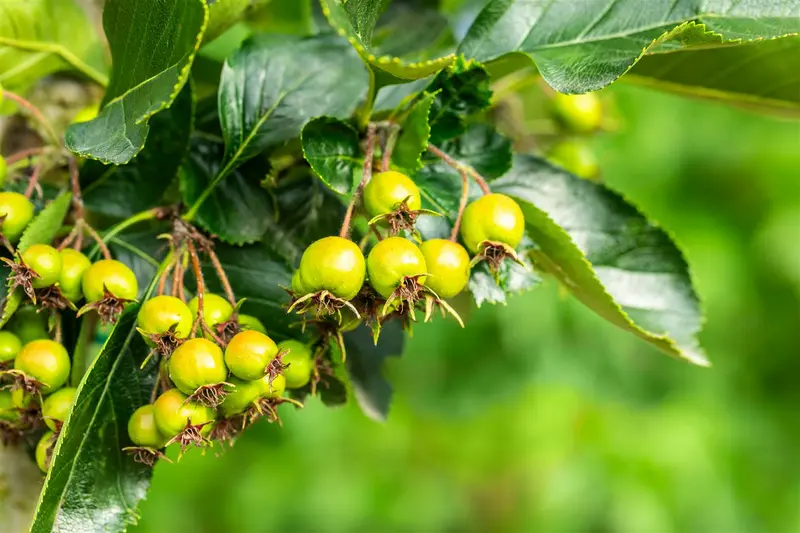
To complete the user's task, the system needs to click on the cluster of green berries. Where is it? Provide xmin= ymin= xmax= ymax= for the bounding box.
xmin=547 ymin=92 xmax=602 ymax=180
xmin=126 ymin=293 xmax=312 ymax=456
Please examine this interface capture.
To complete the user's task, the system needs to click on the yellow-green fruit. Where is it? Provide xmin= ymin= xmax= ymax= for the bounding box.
xmin=0 ymin=155 xmax=6 ymax=186
xmin=0 ymin=330 xmax=22 ymax=363
xmin=21 ymin=244 xmax=62 ymax=288
xmin=168 ymin=338 xmax=228 ymax=395
xmin=0 ymin=390 xmax=19 ymax=422
xmin=36 ymin=431 xmax=56 ymax=473
xmin=367 ymin=237 xmax=427 ymax=299
xmin=219 ymin=378 xmax=263 ymax=417
xmin=72 ymin=105 xmax=99 ymax=124
xmin=152 ymin=388 xmax=216 ymax=439
xmin=188 ymin=293 xmax=233 ymax=329
xmin=419 ymin=239 xmax=470 ymax=299
xmin=363 ymin=170 xmax=421 ymax=218
xmin=298 ymin=236 xmax=366 ymax=300
xmin=8 ymin=307 xmax=48 ymax=344
xmin=460 ymin=194 xmax=525 ymax=254
xmin=0 ymin=192 xmax=34 ymax=243
xmin=290 ymin=270 xmax=307 ymax=295
xmin=278 ymin=340 xmax=312 ymax=389
xmin=128 ymin=405 xmax=168 ymax=448
xmin=237 ymin=314 xmax=266 ymax=334
xmin=548 ymin=139 xmax=599 ymax=180
xmin=82 ymin=259 xmax=139 ymax=302
xmin=14 ymin=339 xmax=70 ymax=394
xmin=551 ymin=93 xmax=602 ymax=134
xmin=41 ymin=387 xmax=77 ymax=431
xmin=58 ymin=249 xmax=91 ymax=301
xmin=137 ymin=295 xmax=193 ymax=339
xmin=260 ymin=373 xmax=286 ymax=399
xmin=224 ymin=330 xmax=278 ymax=381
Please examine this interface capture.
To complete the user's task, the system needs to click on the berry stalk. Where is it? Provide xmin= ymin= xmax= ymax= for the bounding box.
xmin=339 ymin=123 xmax=377 ymax=239
xmin=426 ymin=144 xmax=491 ymax=195
xmin=450 ymin=168 xmax=469 ymax=242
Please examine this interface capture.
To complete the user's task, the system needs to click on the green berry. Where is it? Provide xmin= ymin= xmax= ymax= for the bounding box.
xmin=128 ymin=405 xmax=168 ymax=448
xmin=82 ymin=259 xmax=138 ymax=302
xmin=363 ymin=170 xmax=421 ymax=219
xmin=224 ymin=330 xmax=278 ymax=381
xmin=58 ymin=249 xmax=91 ymax=301
xmin=14 ymin=340 xmax=70 ymax=394
xmin=36 ymin=431 xmax=56 ymax=473
xmin=367 ymin=237 xmax=427 ymax=299
xmin=237 ymin=314 xmax=266 ymax=334
xmin=0 ymin=192 xmax=34 ymax=243
xmin=278 ymin=340 xmax=312 ymax=389
xmin=219 ymin=377 xmax=263 ymax=417
xmin=419 ymin=239 xmax=470 ymax=299
xmin=22 ymin=244 xmax=62 ymax=288
xmin=0 ymin=390 xmax=19 ymax=422
xmin=0 ymin=330 xmax=22 ymax=363
xmin=168 ymin=338 xmax=228 ymax=395
xmin=137 ymin=295 xmax=192 ymax=339
xmin=460 ymin=194 xmax=525 ymax=254
xmin=152 ymin=388 xmax=216 ymax=439
xmin=548 ymin=139 xmax=599 ymax=179
xmin=260 ymin=373 xmax=286 ymax=399
xmin=187 ymin=293 xmax=233 ymax=330
xmin=297 ymin=237 xmax=365 ymax=300
xmin=551 ymin=92 xmax=602 ymax=133
xmin=41 ymin=387 xmax=77 ymax=431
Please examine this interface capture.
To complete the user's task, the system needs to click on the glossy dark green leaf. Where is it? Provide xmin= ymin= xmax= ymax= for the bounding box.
xmin=301 ymin=117 xmax=362 ymax=195
xmin=492 ymin=155 xmax=707 ymax=366
xmin=426 ymin=57 xmax=492 ymax=143
xmin=65 ymin=0 xmax=207 ymax=164
xmin=180 ymin=136 xmax=273 ymax=245
xmin=17 ymin=192 xmax=72 ymax=252
xmin=459 ymin=0 xmax=800 ymax=95
xmin=392 ymin=92 xmax=436 ymax=173
xmin=30 ymin=298 xmax=159 ymax=532
xmin=468 ymin=240 xmax=541 ymax=307
xmin=81 ymin=83 xmax=194 ymax=219
xmin=204 ymin=0 xmax=250 ymax=44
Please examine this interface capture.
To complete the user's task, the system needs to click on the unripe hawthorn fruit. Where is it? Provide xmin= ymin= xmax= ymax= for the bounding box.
xmin=14 ymin=339 xmax=70 ymax=394
xmin=0 ymin=155 xmax=6 ymax=187
xmin=21 ymin=244 xmax=62 ymax=288
xmin=138 ymin=295 xmax=192 ymax=339
xmin=168 ymin=338 xmax=228 ymax=395
xmin=0 ymin=330 xmax=22 ymax=363
xmin=367 ymin=237 xmax=427 ymax=299
xmin=82 ymin=259 xmax=138 ymax=302
xmin=58 ymin=249 xmax=91 ymax=301
xmin=8 ymin=307 xmax=48 ymax=344
xmin=298 ymin=236 xmax=365 ymax=300
xmin=0 ymin=390 xmax=19 ymax=422
xmin=237 ymin=314 xmax=266 ymax=334
xmin=128 ymin=405 xmax=168 ymax=448
xmin=0 ymin=192 xmax=34 ymax=243
xmin=548 ymin=139 xmax=599 ymax=180
xmin=36 ymin=430 xmax=56 ymax=473
xmin=551 ymin=92 xmax=602 ymax=133
xmin=460 ymin=193 xmax=525 ymax=254
xmin=419 ymin=239 xmax=470 ymax=299
xmin=290 ymin=270 xmax=308 ymax=295
xmin=188 ymin=293 xmax=233 ymax=329
xmin=219 ymin=377 xmax=263 ymax=417
xmin=224 ymin=330 xmax=278 ymax=381
xmin=363 ymin=170 xmax=421 ymax=218
xmin=153 ymin=388 xmax=216 ymax=439
xmin=41 ymin=386 xmax=77 ymax=431
xmin=260 ymin=372 xmax=286 ymax=399
xmin=277 ymin=340 xmax=312 ymax=389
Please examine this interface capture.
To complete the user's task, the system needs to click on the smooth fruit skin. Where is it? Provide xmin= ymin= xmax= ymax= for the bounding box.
xmin=21 ymin=244 xmax=62 ymax=288
xmin=367 ymin=237 xmax=427 ymax=299
xmin=36 ymin=431 xmax=56 ymax=473
xmin=260 ymin=373 xmax=286 ymax=399
xmin=153 ymin=388 xmax=216 ymax=439
xmin=551 ymin=92 xmax=602 ymax=133
xmin=138 ymin=295 xmax=192 ymax=339
xmin=298 ymin=236 xmax=365 ymax=300
xmin=168 ymin=338 xmax=228 ymax=395
xmin=419 ymin=239 xmax=470 ymax=299
xmin=188 ymin=293 xmax=233 ymax=328
xmin=0 ymin=192 xmax=34 ymax=243
xmin=42 ymin=387 xmax=77 ymax=431
xmin=363 ymin=171 xmax=421 ymax=218
xmin=219 ymin=378 xmax=262 ymax=417
xmin=14 ymin=340 xmax=70 ymax=394
xmin=8 ymin=307 xmax=48 ymax=344
xmin=224 ymin=330 xmax=278 ymax=381
xmin=237 ymin=314 xmax=266 ymax=334
xmin=0 ymin=155 xmax=6 ymax=186
xmin=0 ymin=390 xmax=19 ymax=422
xmin=278 ymin=340 xmax=312 ymax=389
xmin=291 ymin=270 xmax=307 ymax=295
xmin=548 ymin=139 xmax=599 ymax=180
xmin=0 ymin=330 xmax=22 ymax=363
xmin=58 ymin=249 xmax=91 ymax=301
xmin=128 ymin=405 xmax=168 ymax=448
xmin=82 ymin=259 xmax=139 ymax=302
xmin=460 ymin=194 xmax=525 ymax=254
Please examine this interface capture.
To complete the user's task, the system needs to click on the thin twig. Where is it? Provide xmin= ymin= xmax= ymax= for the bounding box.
xmin=187 ymin=241 xmax=206 ymax=337
xmin=5 ymin=146 xmax=48 ymax=165
xmin=206 ymin=247 xmax=236 ymax=307
xmin=170 ymin=255 xmax=181 ymax=298
xmin=159 ymin=259 xmax=174 ymax=296
xmin=82 ymin=221 xmax=111 ymax=260
xmin=68 ymin=157 xmax=84 ymax=220
xmin=381 ymin=125 xmax=400 ymax=172
xmin=339 ymin=123 xmax=377 ymax=239
xmin=450 ymin=169 xmax=470 ymax=241
xmin=3 ymin=91 xmax=59 ymax=144
xmin=427 ymin=144 xmax=491 ymax=195
xmin=23 ymin=163 xmax=43 ymax=199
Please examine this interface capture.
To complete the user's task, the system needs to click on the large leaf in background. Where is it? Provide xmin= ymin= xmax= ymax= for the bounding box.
xmin=459 ymin=0 xmax=800 ymax=96
xmin=31 ymin=298 xmax=160 ymax=532
xmin=204 ymin=0 xmax=250 ymax=44
xmin=181 ymin=136 xmax=273 ymax=245
xmin=320 ymin=0 xmax=455 ymax=85
xmin=492 ymin=156 xmax=707 ymax=366
xmin=65 ymin=0 xmax=208 ymax=164
xmin=81 ymin=83 xmax=194 ymax=219
xmin=301 ymin=116 xmax=363 ymax=195
xmin=627 ymin=34 xmax=800 ymax=116
xmin=426 ymin=56 xmax=492 ymax=143
xmin=0 ymin=0 xmax=107 ymax=95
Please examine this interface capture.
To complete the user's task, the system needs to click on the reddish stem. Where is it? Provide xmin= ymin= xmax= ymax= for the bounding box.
xmin=427 ymin=144 xmax=491 ymax=195
xmin=206 ymin=247 xmax=236 ymax=307
xmin=3 ymin=91 xmax=58 ymax=144
xmin=82 ymin=221 xmax=111 ymax=260
xmin=5 ymin=147 xmax=47 ymax=165
xmin=23 ymin=163 xmax=43 ymax=199
xmin=450 ymin=169 xmax=469 ymax=241
xmin=380 ymin=125 xmax=399 ymax=172
xmin=339 ymin=123 xmax=377 ymax=239
xmin=187 ymin=241 xmax=206 ymax=337
xmin=159 ymin=259 xmax=174 ymax=296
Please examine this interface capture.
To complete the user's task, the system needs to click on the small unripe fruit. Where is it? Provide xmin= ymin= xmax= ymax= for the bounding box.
xmin=551 ymin=92 xmax=602 ymax=133
xmin=82 ymin=259 xmax=139 ymax=302
xmin=0 ymin=390 xmax=19 ymax=422
xmin=460 ymin=194 xmax=525 ymax=254
xmin=548 ymin=139 xmax=599 ymax=179
xmin=42 ymin=387 xmax=77 ymax=431
xmin=21 ymin=244 xmax=62 ymax=288
xmin=8 ymin=307 xmax=48 ymax=344
xmin=0 ymin=155 xmax=6 ymax=186
xmin=298 ymin=236 xmax=366 ymax=300
xmin=363 ymin=171 xmax=421 ymax=218
xmin=0 ymin=192 xmax=34 ymax=243
xmin=14 ymin=340 xmax=70 ymax=394
xmin=153 ymin=388 xmax=216 ymax=439
xmin=0 ymin=330 xmax=22 ymax=363
xmin=260 ymin=373 xmax=286 ymax=399
xmin=219 ymin=378 xmax=263 ymax=417
xmin=225 ymin=330 xmax=278 ymax=381
xmin=58 ymin=249 xmax=91 ymax=301
xmin=168 ymin=338 xmax=228 ymax=395
xmin=367 ymin=237 xmax=427 ymax=299
xmin=290 ymin=270 xmax=307 ymax=295
xmin=138 ymin=295 xmax=192 ymax=339
xmin=420 ymin=239 xmax=470 ymax=299
xmin=237 ymin=314 xmax=266 ymax=334
xmin=128 ymin=405 xmax=168 ymax=448
xmin=36 ymin=431 xmax=56 ymax=473
xmin=278 ymin=340 xmax=312 ymax=389
xmin=188 ymin=293 xmax=233 ymax=329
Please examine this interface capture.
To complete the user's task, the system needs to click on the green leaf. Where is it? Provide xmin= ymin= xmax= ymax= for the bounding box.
xmin=108 ymin=228 xmax=167 ymax=300
xmin=627 ymin=34 xmax=800 ymax=116
xmin=492 ymin=155 xmax=707 ymax=366
xmin=81 ymin=82 xmax=195 ymax=219
xmin=0 ymin=288 xmax=22 ymax=329
xmin=459 ymin=0 xmax=800 ymax=94
xmin=344 ymin=321 xmax=404 ymax=421
xmin=30 ymin=297 xmax=160 ymax=531
xmin=426 ymin=57 xmax=492 ymax=143
xmin=16 ymin=192 xmax=72 ymax=252
xmin=246 ymin=0 xmax=317 ymax=35
xmin=204 ymin=0 xmax=250 ymax=44
xmin=468 ymin=241 xmax=541 ymax=307
xmin=301 ymin=117 xmax=362 ymax=195
xmin=0 ymin=0 xmax=107 ymax=95
xmin=392 ymin=91 xmax=436 ymax=173
xmin=320 ymin=0 xmax=455 ymax=85
xmin=180 ymin=136 xmax=273 ymax=245
xmin=65 ymin=0 xmax=208 ymax=164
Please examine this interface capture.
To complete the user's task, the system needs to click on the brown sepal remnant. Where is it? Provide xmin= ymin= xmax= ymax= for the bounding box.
xmin=213 ymin=319 xmax=239 ymax=345
xmin=0 ymin=420 xmax=24 ymax=446
xmin=37 ymin=285 xmax=75 ymax=311
xmin=471 ymin=240 xmax=524 ymax=272
xmin=166 ymin=418 xmax=214 ymax=455
xmin=209 ymin=415 xmax=248 ymax=448
xmin=2 ymin=255 xmax=41 ymax=302
xmin=287 ymin=290 xmax=360 ymax=322
xmin=187 ymin=382 xmax=231 ymax=409
xmin=3 ymin=369 xmax=45 ymax=399
xmin=123 ymin=446 xmax=170 ymax=467
xmin=78 ymin=285 xmax=136 ymax=324
xmin=265 ymin=349 xmax=289 ymax=387
xmin=142 ymin=323 xmax=186 ymax=358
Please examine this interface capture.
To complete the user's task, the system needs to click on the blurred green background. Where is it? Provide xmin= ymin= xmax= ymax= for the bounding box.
xmin=131 ymin=84 xmax=800 ymax=533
